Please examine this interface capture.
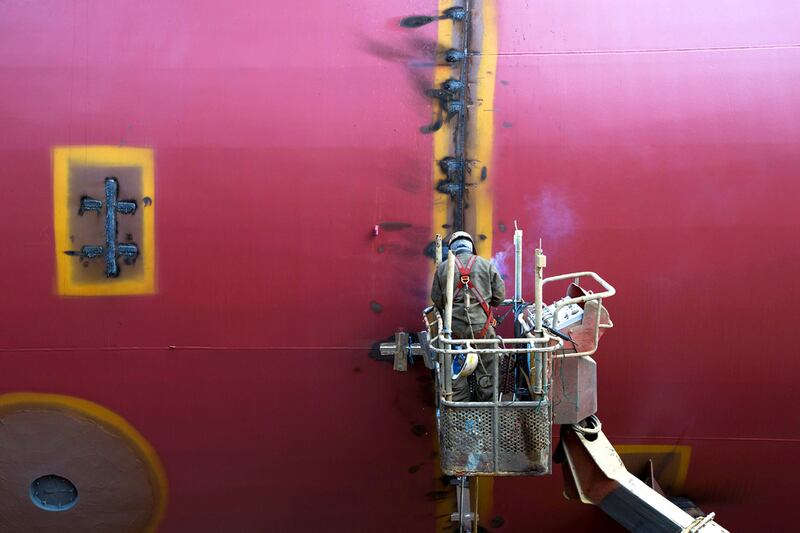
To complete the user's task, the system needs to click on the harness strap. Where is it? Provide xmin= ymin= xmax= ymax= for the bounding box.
xmin=451 ymin=255 xmax=496 ymax=339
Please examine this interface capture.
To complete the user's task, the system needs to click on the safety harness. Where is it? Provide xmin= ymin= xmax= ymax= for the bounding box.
xmin=453 ymin=255 xmax=497 ymax=339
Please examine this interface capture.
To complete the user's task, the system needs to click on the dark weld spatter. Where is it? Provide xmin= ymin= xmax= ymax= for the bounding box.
xmin=400 ymin=15 xmax=437 ymax=28
xmin=420 ymin=117 xmax=443 ymax=134
xmin=401 ymin=6 xmax=466 ymax=28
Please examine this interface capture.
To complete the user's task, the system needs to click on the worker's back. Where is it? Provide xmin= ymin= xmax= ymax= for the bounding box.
xmin=431 ymin=252 xmax=505 ymax=337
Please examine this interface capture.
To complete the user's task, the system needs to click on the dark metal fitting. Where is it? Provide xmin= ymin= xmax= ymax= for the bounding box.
xmin=446 ymin=100 xmax=464 ymax=114
xmin=425 ymin=88 xmax=449 ymax=100
xmin=438 ymin=156 xmax=464 ymax=175
xmin=441 ymin=78 xmax=464 ymax=94
xmin=437 ymin=180 xmax=463 ymax=197
xmin=445 ymin=49 xmax=465 ymax=63
xmin=442 ymin=6 xmax=467 ymax=21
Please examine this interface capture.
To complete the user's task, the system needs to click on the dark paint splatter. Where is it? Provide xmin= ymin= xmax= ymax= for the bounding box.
xmin=370 ymin=301 xmax=383 ymax=314
xmin=491 ymin=516 xmax=505 ymax=528
xmin=480 ymin=166 xmax=488 ymax=181
xmin=420 ymin=116 xmax=443 ymax=134
xmin=502 ymin=121 xmax=513 ymax=128
xmin=425 ymin=490 xmax=450 ymax=502
xmin=353 ymin=367 xmax=362 ymax=373
xmin=411 ymin=424 xmax=427 ymax=436
xmin=498 ymin=222 xmax=507 ymax=232
xmin=408 ymin=465 xmax=421 ymax=474
xmin=379 ymin=222 xmax=412 ymax=231
xmin=479 ymin=234 xmax=487 ymax=240
xmin=142 ymin=197 xmax=152 ymax=206
xmin=400 ymin=15 xmax=437 ymax=28
xmin=377 ymin=245 xmax=385 ymax=254
xmin=63 ymin=251 xmax=80 ymax=256
xmin=500 ymin=79 xmax=509 ymax=85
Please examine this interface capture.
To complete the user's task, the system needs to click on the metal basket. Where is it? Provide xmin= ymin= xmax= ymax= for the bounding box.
xmin=425 ymin=257 xmax=615 ymax=478
xmin=439 ymin=400 xmax=551 ymax=476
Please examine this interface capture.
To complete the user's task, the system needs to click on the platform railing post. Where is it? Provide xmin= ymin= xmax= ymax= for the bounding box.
xmin=444 ymin=251 xmax=455 ymax=399
xmin=533 ymin=245 xmax=546 ymax=396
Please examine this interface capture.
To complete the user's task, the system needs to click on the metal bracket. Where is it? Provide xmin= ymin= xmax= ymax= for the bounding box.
xmin=392 ymin=331 xmax=409 ymax=372
xmin=74 ymin=177 xmax=139 ymax=277
xmin=380 ymin=331 xmax=435 ymax=371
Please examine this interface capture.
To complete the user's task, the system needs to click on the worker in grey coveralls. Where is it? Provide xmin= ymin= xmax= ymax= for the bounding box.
xmin=431 ymin=231 xmax=505 ymax=401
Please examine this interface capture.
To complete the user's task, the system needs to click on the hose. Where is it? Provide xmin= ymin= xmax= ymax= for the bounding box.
xmin=571 ymin=414 xmax=602 ymax=436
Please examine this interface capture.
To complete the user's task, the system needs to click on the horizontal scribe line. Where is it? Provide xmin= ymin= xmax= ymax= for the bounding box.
xmin=0 ymin=346 xmax=372 ymax=353
xmin=606 ymin=434 xmax=800 ymax=444
xmin=474 ymin=42 xmax=800 ymax=57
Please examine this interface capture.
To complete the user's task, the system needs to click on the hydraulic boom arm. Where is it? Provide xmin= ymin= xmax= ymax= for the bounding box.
xmin=557 ymin=418 xmax=729 ymax=533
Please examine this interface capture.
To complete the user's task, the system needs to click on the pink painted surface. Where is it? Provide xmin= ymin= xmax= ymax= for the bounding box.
xmin=489 ymin=1 xmax=800 ymax=531
xmin=0 ymin=0 xmax=798 ymax=531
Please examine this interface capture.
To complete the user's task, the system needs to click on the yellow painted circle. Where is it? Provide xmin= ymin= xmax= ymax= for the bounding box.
xmin=0 ymin=393 xmax=167 ymax=533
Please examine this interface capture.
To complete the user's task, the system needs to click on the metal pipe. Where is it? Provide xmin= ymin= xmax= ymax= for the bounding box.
xmin=514 ymin=227 xmax=522 ymax=302
xmin=533 ymin=351 xmax=543 ymax=396
xmin=445 ymin=251 xmax=455 ymax=333
xmin=440 ymin=335 xmax=554 ymax=345
xmin=430 ymin=344 xmax=563 ymax=355
xmin=440 ymin=399 xmax=549 ymax=408
xmin=533 ymin=246 xmax=545 ymax=334
xmin=492 ymin=341 xmax=500 ymax=469
xmin=444 ymin=251 xmax=455 ymax=398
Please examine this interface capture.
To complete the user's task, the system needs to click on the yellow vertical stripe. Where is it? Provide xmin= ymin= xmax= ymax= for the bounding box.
xmin=432 ymin=2 xmax=499 ymax=530
xmin=432 ymin=7 xmax=455 ymax=531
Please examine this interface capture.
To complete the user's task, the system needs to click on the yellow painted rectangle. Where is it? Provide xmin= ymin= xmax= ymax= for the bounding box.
xmin=615 ymin=444 xmax=692 ymax=493
xmin=53 ymin=146 xmax=155 ymax=296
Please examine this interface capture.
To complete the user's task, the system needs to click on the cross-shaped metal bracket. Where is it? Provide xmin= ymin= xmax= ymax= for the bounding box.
xmin=76 ymin=177 xmax=139 ymax=277
xmin=379 ymin=331 xmax=434 ymax=371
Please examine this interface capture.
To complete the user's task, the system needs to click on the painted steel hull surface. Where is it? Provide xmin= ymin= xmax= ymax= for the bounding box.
xmin=1 ymin=1 xmax=799 ymax=531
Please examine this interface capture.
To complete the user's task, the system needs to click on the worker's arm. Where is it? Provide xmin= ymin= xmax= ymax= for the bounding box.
xmin=488 ymin=264 xmax=505 ymax=306
xmin=430 ymin=267 xmax=444 ymax=310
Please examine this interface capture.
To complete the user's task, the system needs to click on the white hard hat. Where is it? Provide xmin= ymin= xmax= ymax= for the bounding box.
xmin=452 ymin=345 xmax=479 ymax=381
xmin=448 ymin=231 xmax=475 ymax=247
